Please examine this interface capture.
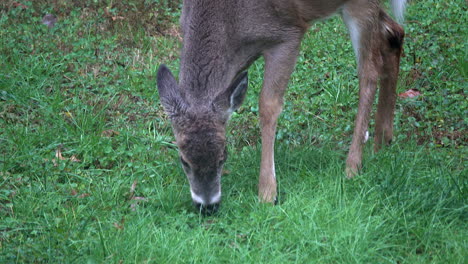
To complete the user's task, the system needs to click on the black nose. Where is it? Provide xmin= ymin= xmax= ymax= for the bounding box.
xmin=193 ymin=202 xmax=220 ymax=215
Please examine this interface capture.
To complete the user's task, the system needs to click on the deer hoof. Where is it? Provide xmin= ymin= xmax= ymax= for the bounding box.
xmin=258 ymin=190 xmax=277 ymax=204
xmin=345 ymin=165 xmax=360 ymax=178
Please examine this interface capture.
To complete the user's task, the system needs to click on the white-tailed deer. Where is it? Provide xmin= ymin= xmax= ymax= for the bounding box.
xmin=157 ymin=0 xmax=406 ymax=214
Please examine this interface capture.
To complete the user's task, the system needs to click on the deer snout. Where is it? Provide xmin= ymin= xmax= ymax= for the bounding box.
xmin=190 ymin=189 xmax=221 ymax=215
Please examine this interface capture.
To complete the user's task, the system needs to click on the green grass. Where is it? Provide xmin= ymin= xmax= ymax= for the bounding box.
xmin=1 ymin=0 xmax=466 ymax=263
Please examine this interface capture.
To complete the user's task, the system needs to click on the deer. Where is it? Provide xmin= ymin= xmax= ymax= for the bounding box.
xmin=157 ymin=0 xmax=406 ymax=214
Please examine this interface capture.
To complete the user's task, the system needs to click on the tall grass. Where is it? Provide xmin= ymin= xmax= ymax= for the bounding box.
xmin=1 ymin=0 xmax=466 ymax=263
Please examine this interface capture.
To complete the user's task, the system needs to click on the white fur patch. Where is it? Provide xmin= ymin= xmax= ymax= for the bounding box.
xmin=391 ymin=0 xmax=407 ymax=23
xmin=342 ymin=10 xmax=361 ymax=65
xmin=190 ymin=189 xmax=221 ymax=205
xmin=190 ymin=189 xmax=205 ymax=205
xmin=210 ymin=190 xmax=221 ymax=204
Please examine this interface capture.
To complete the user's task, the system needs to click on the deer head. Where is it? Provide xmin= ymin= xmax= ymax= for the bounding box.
xmin=157 ymin=65 xmax=248 ymax=214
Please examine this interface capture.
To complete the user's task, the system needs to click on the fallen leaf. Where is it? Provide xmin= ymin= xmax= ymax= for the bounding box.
xmin=112 ymin=16 xmax=125 ymax=21
xmin=131 ymin=196 xmax=148 ymax=201
xmin=112 ymin=218 xmax=125 ymax=230
xmin=113 ymin=222 xmax=124 ymax=230
xmin=104 ymin=7 xmax=111 ymax=17
xmin=55 ymin=146 xmax=81 ymax=163
xmin=70 ymin=155 xmax=81 ymax=162
xmin=78 ymin=193 xmax=90 ymax=198
xmin=236 ymin=233 xmax=248 ymax=241
xmin=12 ymin=2 xmax=27 ymax=9
xmin=56 ymin=147 xmax=66 ymax=160
xmin=71 ymin=189 xmax=90 ymax=198
xmin=129 ymin=197 xmax=147 ymax=212
xmin=127 ymin=180 xmax=148 ymax=211
xmin=129 ymin=180 xmax=137 ymax=199
xmin=399 ymin=89 xmax=421 ymax=98
xmin=101 ymin=129 xmax=120 ymax=137
xmin=104 ymin=7 xmax=125 ymax=21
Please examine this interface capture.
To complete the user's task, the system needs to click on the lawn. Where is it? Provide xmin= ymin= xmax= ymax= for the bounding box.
xmin=0 ymin=0 xmax=466 ymax=263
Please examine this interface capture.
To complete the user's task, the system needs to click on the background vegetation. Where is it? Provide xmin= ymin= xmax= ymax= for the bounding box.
xmin=1 ymin=0 xmax=466 ymax=263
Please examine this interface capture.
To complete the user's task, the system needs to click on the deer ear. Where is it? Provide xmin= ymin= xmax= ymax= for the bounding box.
xmin=213 ymin=72 xmax=248 ymax=116
xmin=229 ymin=72 xmax=248 ymax=112
xmin=157 ymin=65 xmax=186 ymax=117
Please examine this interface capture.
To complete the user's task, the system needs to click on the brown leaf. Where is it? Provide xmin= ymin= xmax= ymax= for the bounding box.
xmin=101 ymin=129 xmax=120 ymax=137
xmin=12 ymin=2 xmax=28 ymax=9
xmin=236 ymin=233 xmax=248 ymax=241
xmin=71 ymin=189 xmax=78 ymax=196
xmin=113 ymin=222 xmax=124 ymax=230
xmin=129 ymin=180 xmax=137 ymax=199
xmin=129 ymin=196 xmax=147 ymax=212
xmin=78 ymin=193 xmax=90 ymax=198
xmin=55 ymin=147 xmax=66 ymax=160
xmin=55 ymin=146 xmax=81 ymax=163
xmin=131 ymin=196 xmax=147 ymax=201
xmin=112 ymin=16 xmax=125 ymax=21
xmin=69 ymin=155 xmax=81 ymax=162
xmin=104 ymin=7 xmax=124 ymax=21
xmin=104 ymin=7 xmax=111 ymax=17
xmin=398 ymin=89 xmax=421 ymax=98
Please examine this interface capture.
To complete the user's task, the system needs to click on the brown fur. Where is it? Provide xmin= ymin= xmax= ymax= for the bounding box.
xmin=157 ymin=0 xmax=405 ymax=207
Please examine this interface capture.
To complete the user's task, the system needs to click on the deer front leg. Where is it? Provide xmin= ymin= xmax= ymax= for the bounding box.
xmin=346 ymin=75 xmax=378 ymax=178
xmin=342 ymin=6 xmax=383 ymax=178
xmin=375 ymin=11 xmax=404 ymax=151
xmin=258 ymin=41 xmax=301 ymax=203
